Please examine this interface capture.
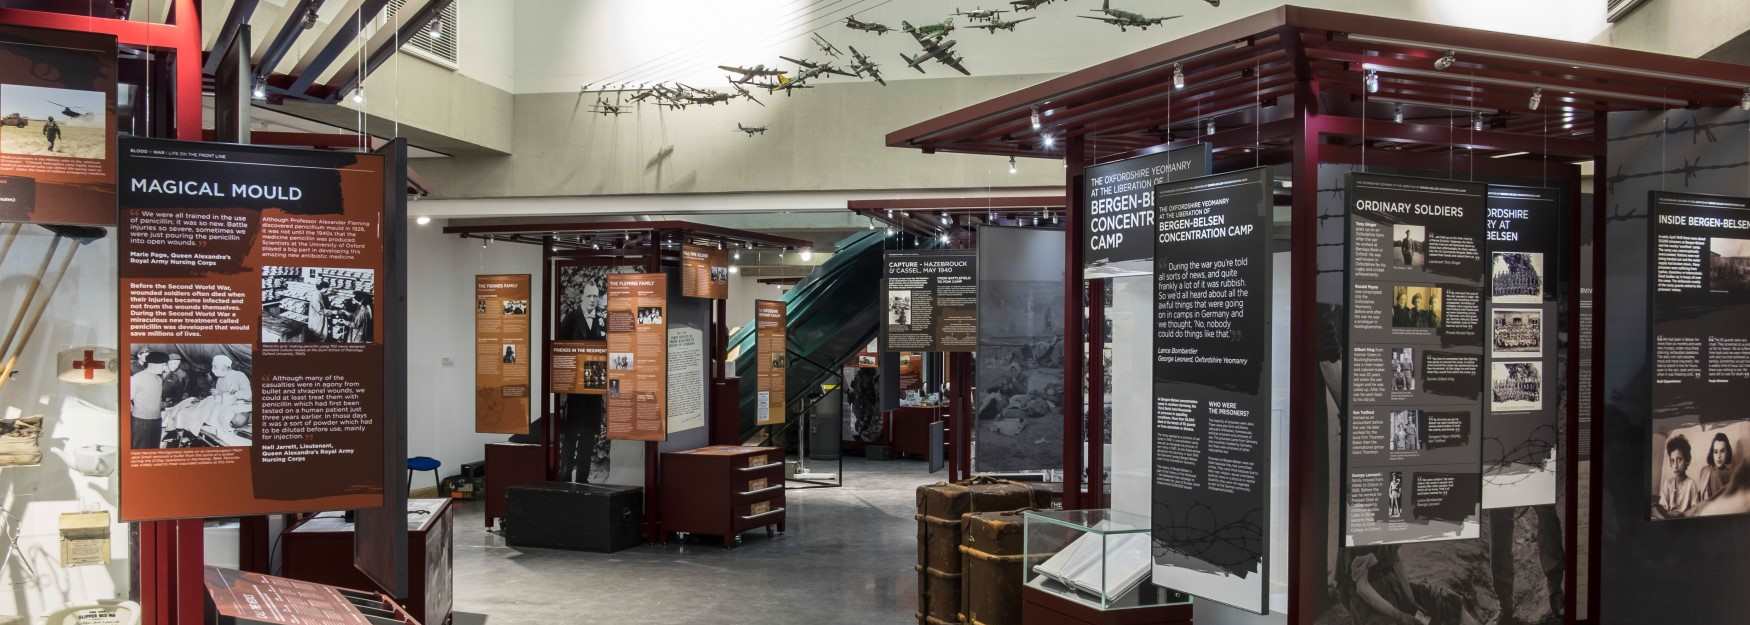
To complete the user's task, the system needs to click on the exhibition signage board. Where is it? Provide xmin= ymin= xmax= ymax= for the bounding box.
xmin=606 ymin=273 xmax=668 ymax=441
xmin=550 ymin=341 xmax=608 ymax=395
xmin=474 ymin=274 xmax=531 ymax=434
xmin=1344 ymin=173 xmax=1485 ymax=546
xmin=1149 ymin=167 xmax=1272 ymax=613
xmin=883 ymin=249 xmax=977 ymax=352
xmin=681 ymin=244 xmax=729 ymax=299
xmin=974 ymin=227 xmax=1066 ymax=474
xmin=1481 ymin=186 xmax=1560 ymax=509
xmin=1648 ymin=191 xmax=1750 ymax=520
xmin=551 ymin=262 xmax=634 ymax=395
xmin=118 ymin=138 xmax=387 ymax=521
xmin=1083 ymin=143 xmax=1212 ymax=278
xmin=204 ymin=567 xmax=373 ymax=625
xmin=0 ymin=25 xmax=118 ymax=227
xmin=755 ymin=299 xmax=787 ymax=425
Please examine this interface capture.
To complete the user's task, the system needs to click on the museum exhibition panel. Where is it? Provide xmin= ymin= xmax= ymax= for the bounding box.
xmin=1 ymin=2 xmax=1749 ymax=625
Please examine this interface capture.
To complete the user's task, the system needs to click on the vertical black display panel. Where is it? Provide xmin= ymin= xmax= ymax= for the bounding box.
xmin=1344 ymin=173 xmax=1485 ymax=546
xmin=1647 ymin=191 xmax=1750 ymax=521
xmin=881 ymin=249 xmax=977 ymax=353
xmin=1149 ymin=167 xmax=1271 ymax=612
xmin=1482 ymin=185 xmax=1561 ymax=509
xmin=1084 ymin=143 xmax=1211 ymax=278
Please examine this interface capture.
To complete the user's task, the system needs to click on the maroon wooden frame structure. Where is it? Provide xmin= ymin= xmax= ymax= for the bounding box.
xmin=886 ymin=6 xmax=1750 ymax=624
xmin=442 ymin=220 xmax=811 ymax=542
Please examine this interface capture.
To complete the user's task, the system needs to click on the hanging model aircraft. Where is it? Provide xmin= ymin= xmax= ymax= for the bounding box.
xmin=968 ymin=16 xmax=1035 ymax=33
xmin=847 ymin=46 xmax=886 ymax=86
xmin=589 ymin=97 xmax=628 ymax=116
xmin=844 ymin=16 xmax=893 ymax=35
xmin=736 ymin=123 xmax=768 ymax=137
xmin=780 ymin=56 xmax=859 ymax=81
xmin=1007 ymin=0 xmax=1062 ymax=10
xmin=726 ymin=79 xmax=766 ymax=107
xmin=901 ymin=18 xmax=955 ymax=38
xmin=719 ymin=64 xmax=787 ymax=83
xmin=1080 ymin=1 xmax=1180 ymax=31
xmin=811 ymin=33 xmax=843 ymax=58
xmin=750 ymin=75 xmax=816 ymax=97
xmin=901 ymin=32 xmax=971 ymax=76
xmin=954 ymin=7 xmax=1009 ymax=22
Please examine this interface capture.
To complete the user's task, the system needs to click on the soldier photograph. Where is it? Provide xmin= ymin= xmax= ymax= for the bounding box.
xmin=1392 ymin=224 xmax=1426 ymax=270
xmin=1392 ymin=286 xmax=1443 ymax=330
xmin=1490 ymin=252 xmax=1544 ymax=303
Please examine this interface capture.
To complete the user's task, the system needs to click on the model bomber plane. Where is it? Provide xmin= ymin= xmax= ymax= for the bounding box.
xmin=954 ymin=7 xmax=1008 ymax=22
xmin=901 ymin=18 xmax=955 ymax=38
xmin=736 ymin=123 xmax=768 ymax=137
xmin=780 ymin=56 xmax=859 ymax=81
xmin=848 ymin=46 xmax=886 ymax=86
xmin=811 ymin=33 xmax=843 ymax=58
xmin=719 ymin=64 xmax=787 ymax=83
xmin=1008 ymin=0 xmax=1062 ymax=10
xmin=1081 ymin=0 xmax=1180 ymax=31
xmin=844 ymin=16 xmax=893 ymax=35
xmin=901 ymin=32 xmax=971 ymax=76
xmin=969 ymin=16 xmax=1035 ymax=33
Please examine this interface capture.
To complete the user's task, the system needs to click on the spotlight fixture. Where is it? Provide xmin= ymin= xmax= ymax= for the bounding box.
xmin=428 ymin=18 xmax=444 ymax=40
xmin=1041 ymin=134 xmax=1055 ymax=149
xmin=1172 ymin=63 xmax=1185 ymax=90
xmin=1742 ymin=87 xmax=1750 ymax=111
xmin=1434 ymin=50 xmax=1456 ymax=71
xmin=939 ymin=233 xmax=950 ymax=244
xmin=301 ymin=3 xmax=321 ymax=30
xmin=1030 ymin=106 xmax=1042 ymax=131
xmin=1364 ymin=69 xmax=1379 ymax=94
xmin=728 ymin=265 xmax=739 ymax=274
xmin=800 ymin=248 xmax=814 ymax=262
xmin=1528 ymin=87 xmax=1542 ymax=111
xmin=480 ymin=237 xmax=490 ymax=249
xmin=733 ymin=250 xmax=741 ymax=260
xmin=886 ymin=209 xmax=894 ymax=218
xmin=885 ymin=226 xmax=895 ymax=236
xmin=1393 ymin=104 xmax=1404 ymax=124
xmin=251 ymin=79 xmax=267 ymax=100
xmin=1473 ymin=114 xmax=1485 ymax=132
xmin=415 ymin=215 xmax=431 ymax=226
xmin=1008 ymin=155 xmax=1017 ymax=175
xmin=351 ymin=88 xmax=365 ymax=105
xmin=1205 ymin=120 xmax=1215 ymax=136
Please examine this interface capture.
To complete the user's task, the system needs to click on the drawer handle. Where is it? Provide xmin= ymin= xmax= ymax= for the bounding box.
xmin=740 ymin=507 xmax=786 ymax=521
xmin=738 ymin=462 xmax=783 ymax=472
xmin=737 ymin=484 xmax=784 ymax=497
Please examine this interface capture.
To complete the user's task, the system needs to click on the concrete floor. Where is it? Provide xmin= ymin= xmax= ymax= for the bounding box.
xmin=452 ymin=457 xmax=939 ymax=625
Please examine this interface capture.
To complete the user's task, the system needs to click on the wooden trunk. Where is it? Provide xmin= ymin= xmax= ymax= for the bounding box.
xmin=962 ymin=511 xmax=1028 ymax=625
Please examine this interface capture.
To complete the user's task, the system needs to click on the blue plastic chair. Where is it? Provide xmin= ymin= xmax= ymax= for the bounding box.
xmin=407 ymin=456 xmax=442 ymax=495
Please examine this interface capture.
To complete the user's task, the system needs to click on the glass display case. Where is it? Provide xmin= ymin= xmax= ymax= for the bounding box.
xmin=1023 ymin=508 xmax=1192 ymax=611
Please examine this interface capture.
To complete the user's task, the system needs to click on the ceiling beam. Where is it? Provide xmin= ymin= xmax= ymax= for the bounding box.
xmin=254 ymin=0 xmax=322 ymax=80
xmin=286 ymin=0 xmax=388 ymax=96
xmin=325 ymin=0 xmax=452 ymax=102
xmin=203 ymin=0 xmax=260 ymax=76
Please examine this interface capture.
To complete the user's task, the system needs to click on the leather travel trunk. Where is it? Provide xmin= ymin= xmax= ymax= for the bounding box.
xmin=961 ymin=511 xmax=1028 ymax=625
xmin=915 ymin=477 xmax=1040 ymax=624
xmin=504 ymin=481 xmax=643 ymax=552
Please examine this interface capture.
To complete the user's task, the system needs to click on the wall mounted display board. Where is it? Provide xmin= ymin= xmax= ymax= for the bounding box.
xmin=1148 ymin=167 xmax=1272 ymax=612
xmin=974 ymin=227 xmax=1064 ymax=474
xmin=1083 ymin=144 xmax=1211 ymax=278
xmin=1344 ymin=173 xmax=1485 ymax=546
xmin=681 ymin=244 xmax=729 ymax=299
xmin=883 ymin=249 xmax=977 ymax=352
xmin=475 ymin=274 xmax=531 ymax=434
xmin=606 ymin=273 xmax=667 ymax=441
xmin=1481 ymin=186 xmax=1560 ymax=509
xmin=0 ymin=25 xmax=117 ymax=227
xmin=118 ymin=138 xmax=387 ymax=521
xmin=1647 ymin=191 xmax=1750 ymax=520
xmin=550 ymin=341 xmax=607 ymax=395
xmin=755 ymin=299 xmax=787 ymax=426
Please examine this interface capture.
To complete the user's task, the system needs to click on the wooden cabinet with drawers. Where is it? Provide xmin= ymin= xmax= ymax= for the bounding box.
xmin=659 ymin=445 xmax=785 ymax=545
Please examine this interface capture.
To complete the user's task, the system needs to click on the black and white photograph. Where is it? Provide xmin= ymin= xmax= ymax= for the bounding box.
xmin=1490 ymin=361 xmax=1542 ymax=412
xmin=1390 ymin=409 xmax=1424 ymax=452
xmin=1387 ymin=472 xmax=1405 ymax=519
xmin=1391 ymin=224 xmax=1426 ymax=270
xmin=608 ymin=352 xmax=634 ymax=371
xmin=888 ymin=289 xmax=912 ymax=326
xmin=501 ymin=344 xmax=518 ymax=364
xmin=975 ymin=279 xmax=1064 ymax=473
xmin=261 ymin=266 xmax=376 ymax=344
xmin=710 ymin=265 xmax=729 ymax=285
xmin=0 ymin=84 xmax=106 ymax=159
xmin=1482 ymin=412 xmax=1559 ymax=509
xmin=558 ymin=265 xmax=638 ymax=341
xmin=1490 ymin=251 xmax=1544 ymax=303
xmin=582 ymin=360 xmax=607 ymax=390
xmin=636 ymin=306 xmax=664 ymax=326
xmin=1391 ymin=347 xmax=1416 ymax=391
xmin=607 ymin=378 xmax=622 ymax=398
xmin=1391 ymin=286 xmax=1443 ymax=329
xmin=1652 ymin=419 xmax=1750 ymax=520
xmin=501 ymin=299 xmax=529 ymax=315
xmin=1709 ymin=237 xmax=1750 ymax=293
xmin=127 ymin=344 xmax=253 ymax=450
xmin=1490 ymin=308 xmax=1543 ymax=358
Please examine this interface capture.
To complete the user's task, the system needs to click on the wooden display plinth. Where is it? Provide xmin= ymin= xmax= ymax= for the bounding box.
xmin=485 ymin=441 xmax=546 ymax=529
xmin=659 ymin=445 xmax=785 ymax=545
xmin=1021 ymin=585 xmax=1191 ymax=625
xmin=279 ymin=499 xmax=454 ymax=625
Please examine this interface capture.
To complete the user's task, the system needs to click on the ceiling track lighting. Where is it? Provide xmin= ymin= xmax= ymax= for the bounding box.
xmin=1473 ymin=114 xmax=1486 ymax=132
xmin=939 ymin=233 xmax=950 ymax=244
xmin=350 ymin=88 xmax=365 ymax=105
xmin=728 ymin=265 xmax=739 ymax=274
xmin=1041 ymin=134 xmax=1056 ymax=149
xmin=1364 ymin=68 xmax=1379 ymax=94
xmin=481 ymin=237 xmax=491 ymax=248
xmin=415 ymin=215 xmax=431 ymax=226
xmin=1528 ymin=87 xmax=1542 ymax=111
xmin=428 ymin=18 xmax=444 ymax=40
xmin=1008 ymin=155 xmax=1017 ymax=175
xmin=1393 ymin=104 xmax=1405 ymax=124
xmin=799 ymin=248 xmax=814 ymax=262
xmin=251 ymin=79 xmax=267 ymax=101
xmin=885 ymin=226 xmax=895 ymax=237
xmin=1434 ymin=50 xmax=1456 ymax=71
xmin=1742 ymin=87 xmax=1750 ymax=111
xmin=1172 ymin=63 xmax=1186 ymax=90
xmin=1030 ymin=106 xmax=1042 ymax=131
xmin=1205 ymin=120 xmax=1216 ymax=136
